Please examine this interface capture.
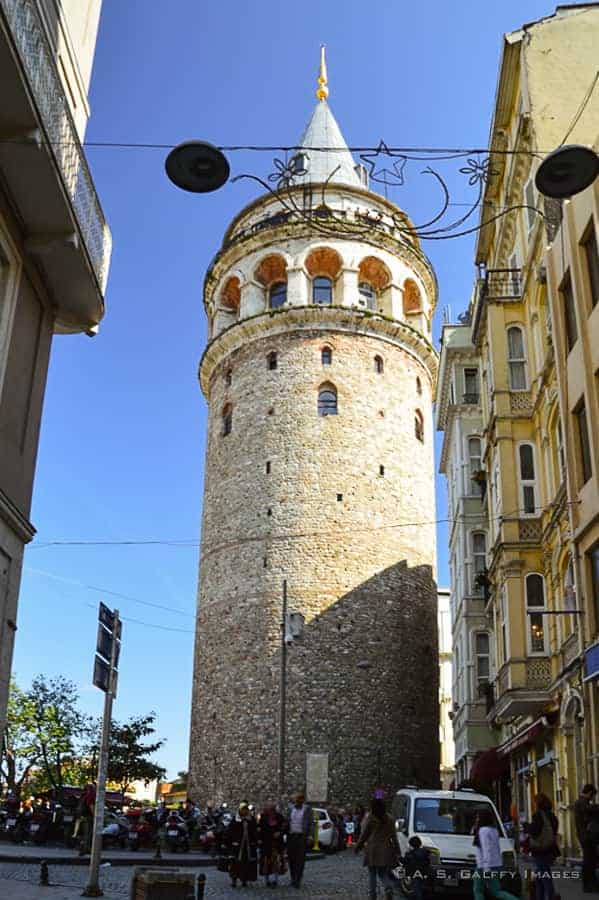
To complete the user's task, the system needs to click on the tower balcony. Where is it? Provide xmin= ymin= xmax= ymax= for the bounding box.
xmin=0 ymin=0 xmax=111 ymax=332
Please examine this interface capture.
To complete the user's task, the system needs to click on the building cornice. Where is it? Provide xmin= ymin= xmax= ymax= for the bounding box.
xmin=0 ymin=488 xmax=36 ymax=543
xmin=199 ymin=305 xmax=439 ymax=397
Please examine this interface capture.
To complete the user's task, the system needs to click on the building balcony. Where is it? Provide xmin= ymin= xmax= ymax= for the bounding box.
xmin=490 ymin=658 xmax=552 ymax=719
xmin=462 ymin=392 xmax=480 ymax=405
xmin=0 ymin=0 xmax=111 ymax=332
xmin=482 ymin=268 xmax=523 ymax=302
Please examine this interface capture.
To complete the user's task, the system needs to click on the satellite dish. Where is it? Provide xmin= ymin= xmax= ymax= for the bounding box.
xmin=535 ymin=144 xmax=599 ymax=199
xmin=165 ymin=141 xmax=230 ymax=193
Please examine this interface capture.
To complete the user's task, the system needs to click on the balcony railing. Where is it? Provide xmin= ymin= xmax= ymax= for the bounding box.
xmin=462 ymin=392 xmax=480 ymax=405
xmin=1 ymin=0 xmax=111 ymax=292
xmin=483 ymin=268 xmax=523 ymax=301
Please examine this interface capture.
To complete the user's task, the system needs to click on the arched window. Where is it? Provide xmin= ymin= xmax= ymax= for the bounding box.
xmin=267 ymin=351 xmax=278 ymax=371
xmin=507 ymin=326 xmax=528 ymax=390
xmin=416 ymin=376 xmax=422 ymax=395
xmin=471 ymin=531 xmax=487 ymax=594
xmin=312 ymin=276 xmax=333 ymax=305
xmin=526 ymin=573 xmax=546 ymax=654
xmin=468 ymin=437 xmax=483 ymax=495
xmin=222 ymin=404 xmax=232 ymax=437
xmin=321 ymin=347 xmax=332 ymax=366
xmin=269 ymin=281 xmax=287 ymax=309
xmin=318 ymin=384 xmax=337 ymax=416
xmin=374 ymin=355 xmax=384 ymax=374
xmin=518 ymin=443 xmax=537 ymax=515
xmin=415 ymin=409 xmax=424 ymax=442
xmin=358 ymin=281 xmax=377 ymax=310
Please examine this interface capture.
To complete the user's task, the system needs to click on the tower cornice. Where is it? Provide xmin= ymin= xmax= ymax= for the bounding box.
xmin=204 ymin=205 xmax=438 ymax=315
xmin=198 ymin=305 xmax=439 ymax=396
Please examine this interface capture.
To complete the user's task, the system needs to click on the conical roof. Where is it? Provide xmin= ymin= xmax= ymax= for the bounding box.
xmin=293 ymin=100 xmax=362 ymax=189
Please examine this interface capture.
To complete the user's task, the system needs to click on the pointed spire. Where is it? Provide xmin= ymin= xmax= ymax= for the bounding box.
xmin=292 ymin=47 xmax=361 ymax=189
xmin=316 ymin=44 xmax=329 ymax=101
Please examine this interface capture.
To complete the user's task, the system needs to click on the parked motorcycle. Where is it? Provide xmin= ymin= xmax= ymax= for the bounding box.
xmin=164 ymin=814 xmax=189 ymax=853
xmin=101 ymin=812 xmax=129 ymax=849
xmin=27 ymin=808 xmax=52 ymax=845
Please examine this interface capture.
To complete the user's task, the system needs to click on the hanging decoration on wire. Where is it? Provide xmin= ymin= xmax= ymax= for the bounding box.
xmin=227 ymin=143 xmax=549 ymax=244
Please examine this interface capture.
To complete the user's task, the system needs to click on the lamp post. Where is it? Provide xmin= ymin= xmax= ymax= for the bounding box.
xmin=278 ymin=580 xmax=304 ymax=805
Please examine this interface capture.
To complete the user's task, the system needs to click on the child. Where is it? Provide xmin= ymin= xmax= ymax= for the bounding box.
xmin=403 ymin=835 xmax=430 ymax=900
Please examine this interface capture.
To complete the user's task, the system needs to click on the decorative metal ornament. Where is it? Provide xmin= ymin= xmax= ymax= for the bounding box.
xmin=165 ymin=141 xmax=230 ymax=193
xmin=360 ymin=141 xmax=407 ymax=187
xmin=535 ymin=144 xmax=599 ymax=199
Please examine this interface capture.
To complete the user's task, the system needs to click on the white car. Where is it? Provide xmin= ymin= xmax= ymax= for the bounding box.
xmin=392 ymin=788 xmax=520 ymax=895
xmin=311 ymin=808 xmax=338 ymax=851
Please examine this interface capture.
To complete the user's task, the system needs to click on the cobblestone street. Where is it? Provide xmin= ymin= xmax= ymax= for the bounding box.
xmin=1 ymin=852 xmax=369 ymax=899
xmin=0 ymin=856 xmax=591 ymax=900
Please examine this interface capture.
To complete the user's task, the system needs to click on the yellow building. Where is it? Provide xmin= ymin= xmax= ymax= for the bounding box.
xmin=465 ymin=4 xmax=599 ymax=851
xmin=545 ymin=142 xmax=599 ymax=849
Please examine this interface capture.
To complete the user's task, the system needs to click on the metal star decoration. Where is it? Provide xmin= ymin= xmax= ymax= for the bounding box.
xmin=359 ymin=141 xmax=408 ymax=187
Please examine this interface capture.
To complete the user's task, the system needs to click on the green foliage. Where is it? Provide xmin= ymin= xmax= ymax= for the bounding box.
xmin=0 ymin=681 xmax=38 ymax=799
xmin=95 ymin=713 xmax=166 ymax=796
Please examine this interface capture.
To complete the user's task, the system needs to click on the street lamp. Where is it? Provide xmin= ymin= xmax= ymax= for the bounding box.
xmin=535 ymin=144 xmax=599 ymax=199
xmin=165 ymin=140 xmax=230 ymax=193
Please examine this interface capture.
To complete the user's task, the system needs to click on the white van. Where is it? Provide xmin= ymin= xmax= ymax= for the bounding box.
xmin=392 ymin=788 xmax=519 ymax=895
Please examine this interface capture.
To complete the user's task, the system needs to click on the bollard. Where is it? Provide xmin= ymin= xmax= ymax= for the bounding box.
xmin=40 ymin=861 xmax=50 ymax=886
xmin=196 ymin=873 xmax=206 ymax=899
xmin=312 ymin=811 xmax=320 ymax=852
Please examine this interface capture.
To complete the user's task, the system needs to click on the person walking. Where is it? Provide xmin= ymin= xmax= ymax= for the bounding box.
xmin=226 ymin=803 xmax=258 ymax=888
xmin=472 ymin=808 xmax=519 ymax=900
xmin=354 ymin=797 xmax=400 ymax=900
xmin=258 ymin=802 xmax=287 ymax=889
xmin=528 ymin=793 xmax=559 ymax=900
xmin=403 ymin=836 xmax=430 ymax=900
xmin=287 ymin=792 xmax=312 ymax=889
xmin=575 ymin=784 xmax=599 ymax=892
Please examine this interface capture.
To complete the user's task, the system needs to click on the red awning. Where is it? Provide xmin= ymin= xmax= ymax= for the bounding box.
xmin=470 ymin=748 xmax=510 ymax=783
xmin=498 ymin=717 xmax=547 ymax=757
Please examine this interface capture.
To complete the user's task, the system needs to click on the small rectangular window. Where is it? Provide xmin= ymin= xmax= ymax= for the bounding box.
xmin=561 ymin=272 xmax=578 ymax=353
xmin=336 ymin=493 xmax=343 ymax=502
xmin=266 ymin=461 xmax=271 ymax=474
xmin=463 ymin=368 xmax=479 ymax=403
xmin=575 ymin=399 xmax=592 ymax=485
xmin=583 ymin=224 xmax=599 ymax=309
xmin=379 ymin=465 xmax=385 ymax=476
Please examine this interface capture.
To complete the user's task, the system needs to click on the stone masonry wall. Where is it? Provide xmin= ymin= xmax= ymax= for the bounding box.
xmin=189 ymin=322 xmax=439 ymax=806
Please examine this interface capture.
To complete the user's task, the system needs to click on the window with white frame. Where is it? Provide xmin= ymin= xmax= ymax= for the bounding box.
xmin=475 ymin=632 xmax=490 ymax=697
xmin=518 ymin=443 xmax=538 ymax=515
xmin=524 ymin=179 xmax=537 ymax=232
xmin=507 ymin=326 xmax=528 ymax=390
xmin=526 ymin=573 xmax=547 ymax=654
xmin=468 ymin=437 xmax=482 ymax=495
xmin=463 ymin=368 xmax=479 ymax=403
xmin=471 ymin=531 xmax=487 ymax=594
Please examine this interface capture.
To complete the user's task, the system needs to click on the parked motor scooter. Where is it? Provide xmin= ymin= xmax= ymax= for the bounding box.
xmin=101 ymin=813 xmax=129 ymax=849
xmin=164 ymin=814 xmax=189 ymax=853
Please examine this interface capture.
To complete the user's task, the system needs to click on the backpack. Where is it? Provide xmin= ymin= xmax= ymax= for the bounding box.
xmin=529 ymin=812 xmax=555 ymax=852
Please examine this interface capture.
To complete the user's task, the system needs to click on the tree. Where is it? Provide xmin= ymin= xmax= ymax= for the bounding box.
xmin=0 ymin=681 xmax=38 ymax=799
xmin=171 ymin=769 xmax=188 ymax=792
xmin=26 ymin=674 xmax=88 ymax=794
xmin=104 ymin=713 xmax=166 ymax=795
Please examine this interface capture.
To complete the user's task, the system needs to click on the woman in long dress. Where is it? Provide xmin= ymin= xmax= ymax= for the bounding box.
xmin=226 ymin=803 xmax=258 ymax=888
xmin=258 ymin=802 xmax=287 ymax=888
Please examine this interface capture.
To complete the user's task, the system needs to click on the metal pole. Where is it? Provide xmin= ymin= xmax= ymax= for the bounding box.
xmin=82 ymin=610 xmax=120 ymax=897
xmin=278 ymin=580 xmax=288 ymax=805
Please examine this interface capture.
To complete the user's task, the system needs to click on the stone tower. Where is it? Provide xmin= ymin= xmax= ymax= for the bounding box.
xmin=189 ymin=56 xmax=440 ymax=806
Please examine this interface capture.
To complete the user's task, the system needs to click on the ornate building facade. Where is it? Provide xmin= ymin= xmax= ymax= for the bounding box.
xmin=438 ymin=3 xmax=599 ymax=855
xmin=189 ymin=59 xmax=440 ymax=805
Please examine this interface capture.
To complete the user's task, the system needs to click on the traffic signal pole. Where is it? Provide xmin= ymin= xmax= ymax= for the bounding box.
xmin=82 ymin=609 xmax=120 ymax=897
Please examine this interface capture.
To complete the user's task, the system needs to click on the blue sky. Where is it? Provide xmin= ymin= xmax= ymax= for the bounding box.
xmin=13 ymin=0 xmax=557 ymax=779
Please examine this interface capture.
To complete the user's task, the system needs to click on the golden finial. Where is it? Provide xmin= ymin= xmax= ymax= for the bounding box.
xmin=316 ymin=44 xmax=329 ymax=101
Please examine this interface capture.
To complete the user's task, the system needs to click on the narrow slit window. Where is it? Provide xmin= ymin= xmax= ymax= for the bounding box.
xmin=222 ymin=404 xmax=232 ymax=437
xmin=267 ymin=351 xmax=278 ymax=370
xmin=415 ymin=409 xmax=424 ymax=442
xmin=374 ymin=355 xmax=384 ymax=374
xmin=321 ymin=347 xmax=332 ymax=366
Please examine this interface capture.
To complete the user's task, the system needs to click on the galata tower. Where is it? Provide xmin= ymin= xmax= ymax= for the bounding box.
xmin=189 ymin=52 xmax=440 ymax=806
